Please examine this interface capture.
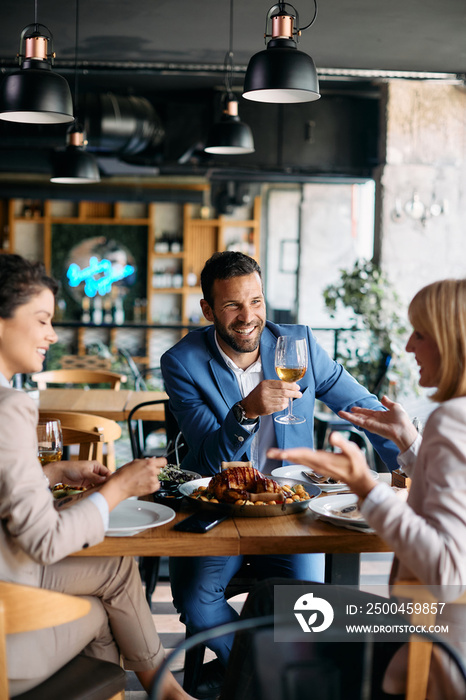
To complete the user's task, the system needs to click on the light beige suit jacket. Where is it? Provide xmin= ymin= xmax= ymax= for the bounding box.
xmin=363 ymin=397 xmax=466 ymax=588
xmin=362 ymin=397 xmax=466 ymax=699
xmin=0 ymin=385 xmax=105 ymax=587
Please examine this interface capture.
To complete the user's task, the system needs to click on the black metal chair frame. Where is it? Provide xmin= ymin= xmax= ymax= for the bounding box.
xmin=150 ymin=614 xmax=276 ymax=700
xmin=150 ymin=588 xmax=466 ymax=700
xmin=127 ymin=398 xmax=186 ymax=462
xmin=314 ymin=413 xmax=377 ymax=469
xmin=127 ymin=398 xmax=170 ymax=460
xmin=127 ymin=397 xmax=188 ymax=609
xmin=314 ymin=353 xmax=393 ymax=471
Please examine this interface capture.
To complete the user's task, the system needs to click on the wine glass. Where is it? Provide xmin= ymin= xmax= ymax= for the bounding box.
xmin=274 ymin=336 xmax=308 ymax=424
xmin=37 ymin=420 xmax=63 ymax=466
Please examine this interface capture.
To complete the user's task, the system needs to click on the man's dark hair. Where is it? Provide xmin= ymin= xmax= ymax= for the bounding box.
xmin=0 ymin=254 xmax=58 ymax=319
xmin=201 ymin=251 xmax=262 ymax=308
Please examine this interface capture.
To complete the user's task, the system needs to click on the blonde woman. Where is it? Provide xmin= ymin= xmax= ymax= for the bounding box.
xmin=269 ymin=279 xmax=466 ymax=699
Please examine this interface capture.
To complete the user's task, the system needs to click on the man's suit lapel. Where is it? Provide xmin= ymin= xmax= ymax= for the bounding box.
xmin=205 ymin=327 xmax=243 ymax=407
xmin=260 ymin=327 xmax=278 ymax=380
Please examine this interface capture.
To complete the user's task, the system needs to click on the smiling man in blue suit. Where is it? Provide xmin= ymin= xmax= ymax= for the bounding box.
xmin=161 ymin=251 xmax=399 ymax=671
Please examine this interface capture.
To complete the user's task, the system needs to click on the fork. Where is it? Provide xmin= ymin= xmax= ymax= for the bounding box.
xmin=301 ymin=470 xmax=337 ymax=485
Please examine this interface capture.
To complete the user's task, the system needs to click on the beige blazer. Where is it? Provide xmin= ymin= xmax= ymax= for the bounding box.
xmin=363 ymin=397 xmax=466 ymax=588
xmin=0 ymin=386 xmax=105 ymax=587
xmin=362 ymin=397 xmax=466 ymax=699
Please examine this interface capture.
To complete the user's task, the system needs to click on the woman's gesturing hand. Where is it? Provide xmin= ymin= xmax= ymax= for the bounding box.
xmin=268 ymin=432 xmax=377 ymax=499
xmin=338 ymin=395 xmax=418 ymax=453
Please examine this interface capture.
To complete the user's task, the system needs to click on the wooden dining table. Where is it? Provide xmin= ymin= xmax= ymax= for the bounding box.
xmin=38 ymin=389 xmax=168 ymax=422
xmin=38 ymin=390 xmax=393 ymax=583
xmin=71 ymin=495 xmax=393 ymax=584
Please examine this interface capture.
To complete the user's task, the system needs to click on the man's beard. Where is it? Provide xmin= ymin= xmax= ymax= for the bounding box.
xmin=213 ymin=313 xmax=264 ymax=354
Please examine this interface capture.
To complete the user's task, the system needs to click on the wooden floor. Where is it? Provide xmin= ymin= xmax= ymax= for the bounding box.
xmin=124 ymin=552 xmax=394 ymax=697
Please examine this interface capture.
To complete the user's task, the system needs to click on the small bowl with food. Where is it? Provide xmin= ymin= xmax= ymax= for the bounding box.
xmin=153 ymin=464 xmax=201 ymax=509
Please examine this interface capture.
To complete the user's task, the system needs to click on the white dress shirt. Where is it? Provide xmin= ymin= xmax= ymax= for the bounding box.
xmin=215 ymin=335 xmax=276 ymax=472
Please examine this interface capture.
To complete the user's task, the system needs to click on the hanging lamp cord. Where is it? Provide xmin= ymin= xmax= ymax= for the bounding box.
xmin=223 ymin=0 xmax=235 ymax=101
xmin=74 ymin=0 xmax=79 ymax=112
xmin=298 ymin=0 xmax=317 ymax=32
xmin=70 ymin=0 xmax=81 ymax=131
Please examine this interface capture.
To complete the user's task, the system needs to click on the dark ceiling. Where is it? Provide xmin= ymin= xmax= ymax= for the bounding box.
xmin=0 ymin=0 xmax=464 ymax=188
xmin=1 ymin=0 xmax=465 ymax=84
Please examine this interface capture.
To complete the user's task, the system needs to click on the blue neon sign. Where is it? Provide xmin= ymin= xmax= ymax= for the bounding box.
xmin=67 ymin=256 xmax=135 ymax=297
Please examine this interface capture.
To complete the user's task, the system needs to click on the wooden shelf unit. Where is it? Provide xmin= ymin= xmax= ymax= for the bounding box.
xmin=6 ymin=193 xmax=261 ymax=364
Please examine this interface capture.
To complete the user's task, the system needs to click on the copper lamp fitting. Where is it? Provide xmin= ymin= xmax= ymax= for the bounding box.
xmin=271 ymin=14 xmax=293 ymax=39
xmin=68 ymin=131 xmax=85 ymax=147
xmin=25 ymin=36 xmax=49 ymax=61
xmin=225 ymin=100 xmax=239 ymax=117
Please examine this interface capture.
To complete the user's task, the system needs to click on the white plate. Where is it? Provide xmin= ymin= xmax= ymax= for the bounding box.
xmin=178 ymin=477 xmax=211 ymax=497
xmin=271 ymin=465 xmax=379 ymax=492
xmin=106 ymin=501 xmax=176 ymax=537
xmin=309 ymin=494 xmax=370 ymax=529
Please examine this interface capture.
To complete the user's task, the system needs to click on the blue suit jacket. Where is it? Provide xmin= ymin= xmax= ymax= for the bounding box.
xmin=161 ymin=321 xmax=399 ymax=475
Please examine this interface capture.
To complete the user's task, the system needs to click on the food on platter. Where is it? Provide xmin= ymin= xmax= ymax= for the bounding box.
xmin=189 ymin=464 xmax=311 ymax=506
xmin=210 ymin=464 xmax=283 ymax=502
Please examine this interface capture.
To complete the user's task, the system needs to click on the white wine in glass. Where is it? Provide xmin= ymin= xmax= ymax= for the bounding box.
xmin=274 ymin=336 xmax=308 ymax=424
xmin=37 ymin=420 xmax=63 ymax=466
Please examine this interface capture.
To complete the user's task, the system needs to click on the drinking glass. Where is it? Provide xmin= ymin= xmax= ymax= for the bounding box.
xmin=274 ymin=336 xmax=308 ymax=424
xmin=37 ymin=420 xmax=63 ymax=466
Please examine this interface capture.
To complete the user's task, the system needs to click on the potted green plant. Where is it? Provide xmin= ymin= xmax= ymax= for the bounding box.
xmin=323 ymin=259 xmax=416 ymax=399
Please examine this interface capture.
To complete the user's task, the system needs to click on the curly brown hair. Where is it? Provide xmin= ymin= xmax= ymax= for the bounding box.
xmin=0 ymin=254 xmax=58 ymax=319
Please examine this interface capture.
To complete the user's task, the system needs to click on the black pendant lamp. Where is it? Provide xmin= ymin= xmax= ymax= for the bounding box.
xmin=50 ymin=0 xmax=100 ymax=184
xmin=243 ymin=1 xmax=320 ymax=104
xmin=205 ymin=96 xmax=255 ymax=155
xmin=0 ymin=1 xmax=73 ymax=124
xmin=204 ymin=0 xmax=254 ymax=155
xmin=51 ymin=128 xmax=100 ymax=183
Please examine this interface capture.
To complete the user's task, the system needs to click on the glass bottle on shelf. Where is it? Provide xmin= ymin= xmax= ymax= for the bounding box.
xmin=140 ymin=298 xmax=147 ymax=321
xmin=172 ymin=272 xmax=183 ymax=288
xmin=103 ymin=297 xmax=113 ymax=324
xmin=92 ymin=296 xmax=103 ymax=325
xmin=55 ymin=297 xmax=67 ymax=321
xmin=114 ymin=298 xmax=125 ymax=325
xmin=81 ymin=297 xmax=91 ymax=323
xmin=154 ymin=234 xmax=169 ymax=253
xmin=187 ymin=268 xmax=197 ymax=287
xmin=134 ymin=299 xmax=142 ymax=322
xmin=171 ymin=239 xmax=181 ymax=253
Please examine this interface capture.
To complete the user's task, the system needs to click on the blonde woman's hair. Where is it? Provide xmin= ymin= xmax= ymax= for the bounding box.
xmin=408 ymin=279 xmax=466 ymax=402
